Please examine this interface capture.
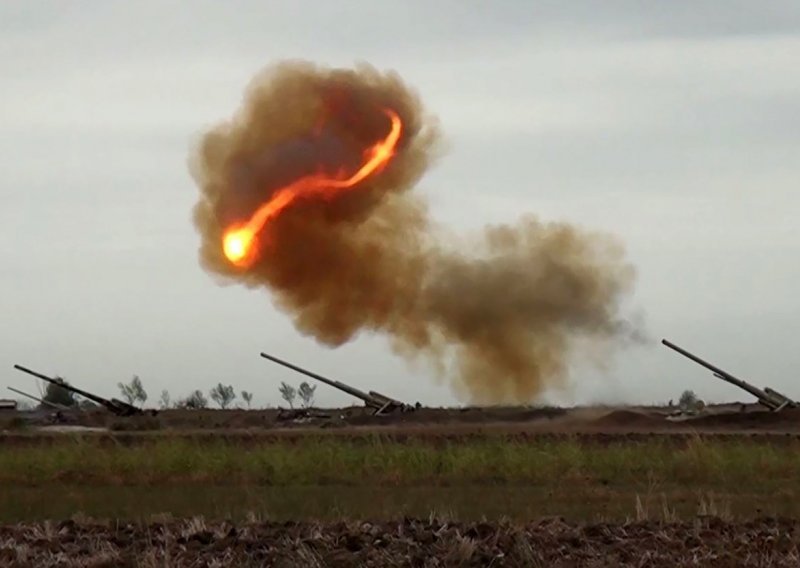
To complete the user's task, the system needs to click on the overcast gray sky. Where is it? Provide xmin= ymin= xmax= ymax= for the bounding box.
xmin=2 ymin=1 xmax=799 ymax=409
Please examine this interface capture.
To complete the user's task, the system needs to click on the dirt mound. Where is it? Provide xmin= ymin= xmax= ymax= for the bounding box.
xmin=1 ymin=517 xmax=798 ymax=567
xmin=690 ymin=408 xmax=800 ymax=429
xmin=591 ymin=409 xmax=667 ymax=429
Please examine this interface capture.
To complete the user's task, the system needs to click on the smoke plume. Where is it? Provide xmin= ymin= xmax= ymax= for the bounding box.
xmin=190 ymin=60 xmax=638 ymax=404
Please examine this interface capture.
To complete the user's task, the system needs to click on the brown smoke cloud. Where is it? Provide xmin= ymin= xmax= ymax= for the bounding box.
xmin=189 ymin=60 xmax=638 ymax=404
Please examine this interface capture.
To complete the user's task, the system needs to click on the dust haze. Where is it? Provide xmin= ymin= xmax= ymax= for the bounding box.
xmin=190 ymin=60 xmax=638 ymax=404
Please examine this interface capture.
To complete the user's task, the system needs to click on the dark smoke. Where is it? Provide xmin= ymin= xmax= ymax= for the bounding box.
xmin=190 ymin=60 xmax=638 ymax=404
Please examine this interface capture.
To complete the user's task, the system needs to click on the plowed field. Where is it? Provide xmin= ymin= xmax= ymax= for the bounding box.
xmin=1 ymin=517 xmax=797 ymax=567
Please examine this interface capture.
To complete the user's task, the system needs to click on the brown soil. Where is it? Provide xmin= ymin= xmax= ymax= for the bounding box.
xmin=5 ymin=402 xmax=800 ymax=442
xmin=0 ymin=516 xmax=797 ymax=567
xmin=590 ymin=409 xmax=666 ymax=428
xmin=689 ymin=407 xmax=800 ymax=428
xmin=119 ymin=403 xmax=800 ymax=434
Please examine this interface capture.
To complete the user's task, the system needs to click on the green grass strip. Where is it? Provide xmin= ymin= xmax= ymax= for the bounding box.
xmin=0 ymin=436 xmax=798 ymax=486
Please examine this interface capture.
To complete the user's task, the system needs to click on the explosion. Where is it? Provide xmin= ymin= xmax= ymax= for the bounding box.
xmin=190 ymin=60 xmax=638 ymax=404
xmin=221 ymin=108 xmax=402 ymax=268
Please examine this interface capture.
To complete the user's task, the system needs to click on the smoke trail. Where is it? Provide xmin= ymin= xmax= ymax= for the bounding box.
xmin=189 ymin=60 xmax=638 ymax=404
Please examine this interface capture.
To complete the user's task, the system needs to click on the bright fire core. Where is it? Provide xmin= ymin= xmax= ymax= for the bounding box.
xmin=222 ymin=108 xmax=402 ymax=268
xmin=223 ymin=230 xmax=252 ymax=264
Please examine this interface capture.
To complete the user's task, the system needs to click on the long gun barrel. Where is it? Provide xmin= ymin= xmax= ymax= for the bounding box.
xmin=259 ymin=352 xmax=407 ymax=414
xmin=13 ymin=364 xmax=143 ymax=416
xmin=661 ymin=339 xmax=794 ymax=411
xmin=7 ymin=386 xmax=69 ymax=411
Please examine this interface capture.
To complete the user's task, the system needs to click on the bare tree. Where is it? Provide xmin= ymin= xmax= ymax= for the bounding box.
xmin=178 ymin=390 xmax=208 ymax=409
xmin=209 ymin=383 xmax=236 ymax=409
xmin=679 ymin=389 xmax=698 ymax=410
xmin=241 ymin=391 xmax=253 ymax=409
xmin=298 ymin=381 xmax=317 ymax=408
xmin=118 ymin=376 xmax=147 ymax=406
xmin=158 ymin=389 xmax=171 ymax=410
xmin=678 ymin=389 xmax=705 ymax=413
xmin=279 ymin=382 xmax=297 ymax=409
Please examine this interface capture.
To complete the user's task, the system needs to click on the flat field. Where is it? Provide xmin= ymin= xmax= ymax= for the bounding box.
xmin=2 ymin=405 xmax=800 ymax=565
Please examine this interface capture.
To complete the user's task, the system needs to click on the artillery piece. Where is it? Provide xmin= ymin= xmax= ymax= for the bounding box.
xmin=12 ymin=364 xmax=146 ymax=417
xmin=259 ymin=351 xmax=414 ymax=415
xmin=662 ymin=339 xmax=795 ymax=411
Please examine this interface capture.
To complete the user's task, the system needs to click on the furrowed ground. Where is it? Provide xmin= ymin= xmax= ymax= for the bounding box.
xmin=3 ymin=517 xmax=800 ymax=567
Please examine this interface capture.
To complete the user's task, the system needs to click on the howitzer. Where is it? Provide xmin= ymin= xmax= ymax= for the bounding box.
xmin=7 ymin=386 xmax=70 ymax=411
xmin=661 ymin=339 xmax=795 ymax=411
xmin=12 ymin=364 xmax=145 ymax=416
xmin=259 ymin=351 xmax=410 ymax=415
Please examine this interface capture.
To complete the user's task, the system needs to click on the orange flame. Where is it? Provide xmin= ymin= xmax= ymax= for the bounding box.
xmin=222 ymin=108 xmax=402 ymax=268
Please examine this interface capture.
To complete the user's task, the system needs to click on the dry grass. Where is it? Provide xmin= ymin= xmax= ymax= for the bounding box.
xmin=1 ymin=515 xmax=799 ymax=567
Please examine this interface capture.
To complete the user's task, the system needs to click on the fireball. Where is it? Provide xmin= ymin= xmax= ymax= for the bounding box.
xmin=221 ymin=108 xmax=402 ymax=268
